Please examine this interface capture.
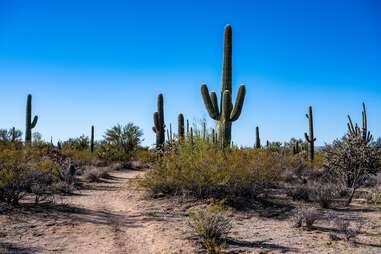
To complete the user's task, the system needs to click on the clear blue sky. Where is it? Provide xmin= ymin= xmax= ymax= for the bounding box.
xmin=0 ymin=0 xmax=380 ymax=147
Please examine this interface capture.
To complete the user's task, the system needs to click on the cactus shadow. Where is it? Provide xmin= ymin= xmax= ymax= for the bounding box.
xmin=226 ymin=238 xmax=297 ymax=252
xmin=0 ymin=242 xmax=40 ymax=254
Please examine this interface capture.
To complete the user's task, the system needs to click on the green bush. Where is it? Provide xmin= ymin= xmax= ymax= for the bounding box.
xmin=141 ymin=139 xmax=284 ymax=203
xmin=189 ymin=208 xmax=232 ymax=253
xmin=0 ymin=145 xmax=63 ymax=205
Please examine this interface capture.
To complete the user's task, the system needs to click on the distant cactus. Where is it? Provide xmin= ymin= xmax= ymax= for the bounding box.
xmin=347 ymin=102 xmax=372 ymax=143
xmin=293 ymin=140 xmax=300 ymax=154
xmin=91 ymin=125 xmax=95 ymax=153
xmin=304 ymin=106 xmax=316 ymax=161
xmin=178 ymin=114 xmax=185 ymax=140
xmin=202 ymin=122 xmax=206 ymax=141
xmin=152 ymin=94 xmax=165 ymax=148
xmin=201 ymin=25 xmax=246 ymax=147
xmin=25 ymin=94 xmax=38 ymax=145
xmin=170 ymin=123 xmax=173 ymax=141
xmin=255 ymin=126 xmax=261 ymax=149
xmin=190 ymin=127 xmax=194 ymax=145
xmin=186 ymin=119 xmax=190 ymax=137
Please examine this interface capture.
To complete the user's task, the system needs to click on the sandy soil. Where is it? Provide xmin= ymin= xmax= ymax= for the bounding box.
xmin=0 ymin=167 xmax=380 ymax=254
xmin=0 ymin=169 xmax=197 ymax=254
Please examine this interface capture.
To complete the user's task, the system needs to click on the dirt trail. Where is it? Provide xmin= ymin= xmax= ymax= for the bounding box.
xmin=0 ymin=169 xmax=196 ymax=254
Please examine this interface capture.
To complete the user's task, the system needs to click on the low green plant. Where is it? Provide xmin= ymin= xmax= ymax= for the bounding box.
xmin=189 ymin=208 xmax=232 ymax=253
xmin=141 ymin=137 xmax=284 ymax=204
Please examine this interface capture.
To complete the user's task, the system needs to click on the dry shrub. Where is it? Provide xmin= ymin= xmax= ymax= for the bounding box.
xmin=83 ymin=167 xmax=110 ymax=182
xmin=309 ymin=181 xmax=338 ymax=208
xmin=141 ymin=140 xmax=284 ymax=203
xmin=328 ymin=214 xmax=364 ymax=242
xmin=323 ymin=134 xmax=379 ymax=205
xmin=189 ymin=208 xmax=232 ymax=253
xmin=293 ymin=207 xmax=320 ymax=230
xmin=0 ymin=147 xmax=62 ymax=205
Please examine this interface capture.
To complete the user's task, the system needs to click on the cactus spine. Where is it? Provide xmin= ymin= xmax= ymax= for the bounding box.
xmin=201 ymin=25 xmax=246 ymax=148
xmin=91 ymin=125 xmax=94 ymax=153
xmin=304 ymin=106 xmax=316 ymax=161
xmin=25 ymin=94 xmax=38 ymax=145
xmin=255 ymin=126 xmax=261 ymax=149
xmin=178 ymin=114 xmax=185 ymax=140
xmin=152 ymin=94 xmax=165 ymax=148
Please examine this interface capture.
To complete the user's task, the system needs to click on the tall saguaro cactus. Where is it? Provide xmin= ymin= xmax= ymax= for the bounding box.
xmin=304 ymin=106 xmax=316 ymax=161
xmin=152 ymin=94 xmax=165 ymax=148
xmin=201 ymin=25 xmax=246 ymax=147
xmin=178 ymin=114 xmax=185 ymax=140
xmin=255 ymin=126 xmax=261 ymax=149
xmin=25 ymin=94 xmax=38 ymax=145
xmin=90 ymin=125 xmax=95 ymax=153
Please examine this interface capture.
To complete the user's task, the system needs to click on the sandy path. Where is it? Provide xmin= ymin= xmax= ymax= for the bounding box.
xmin=0 ymin=169 xmax=196 ymax=254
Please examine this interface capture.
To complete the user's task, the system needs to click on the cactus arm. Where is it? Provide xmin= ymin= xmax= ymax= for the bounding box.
xmin=31 ymin=116 xmax=38 ymax=128
xmin=347 ymin=115 xmax=355 ymax=134
xmin=201 ymin=84 xmax=219 ymax=120
xmin=153 ymin=112 xmax=160 ymax=132
xmin=230 ymin=85 xmax=246 ymax=121
xmin=304 ymin=132 xmax=311 ymax=143
xmin=221 ymin=90 xmax=232 ymax=120
xmin=210 ymin=91 xmax=219 ymax=117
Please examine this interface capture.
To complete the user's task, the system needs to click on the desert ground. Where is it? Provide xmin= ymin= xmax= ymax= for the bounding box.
xmin=1 ymin=165 xmax=380 ymax=254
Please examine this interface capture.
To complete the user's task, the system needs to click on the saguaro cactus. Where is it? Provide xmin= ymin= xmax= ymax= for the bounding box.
xmin=25 ymin=94 xmax=38 ymax=145
xmin=255 ymin=126 xmax=261 ymax=149
xmin=91 ymin=125 xmax=95 ymax=153
xmin=293 ymin=140 xmax=300 ymax=154
xmin=190 ymin=127 xmax=194 ymax=145
xmin=152 ymin=94 xmax=165 ymax=148
xmin=178 ymin=114 xmax=185 ymax=140
xmin=304 ymin=106 xmax=316 ymax=161
xmin=201 ymin=25 xmax=246 ymax=147
xmin=202 ymin=122 xmax=206 ymax=141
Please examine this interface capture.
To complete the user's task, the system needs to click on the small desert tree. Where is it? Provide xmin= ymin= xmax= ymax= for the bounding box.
xmin=104 ymin=123 xmax=143 ymax=154
xmin=0 ymin=128 xmax=23 ymax=143
xmin=323 ymin=133 xmax=379 ymax=205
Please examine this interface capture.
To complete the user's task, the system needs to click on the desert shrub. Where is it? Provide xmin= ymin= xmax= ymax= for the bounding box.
xmin=62 ymin=135 xmax=90 ymax=151
xmin=323 ymin=133 xmax=380 ymax=205
xmin=293 ymin=207 xmax=320 ymax=230
xmin=308 ymin=181 xmax=338 ymax=208
xmin=288 ymin=184 xmax=311 ymax=202
xmin=61 ymin=149 xmax=97 ymax=166
xmin=83 ymin=167 xmax=109 ymax=182
xmin=0 ymin=146 xmax=63 ymax=205
xmin=189 ymin=208 xmax=232 ymax=253
xmin=366 ymin=185 xmax=381 ymax=205
xmin=141 ymin=139 xmax=284 ymax=203
xmin=329 ymin=215 xmax=364 ymax=242
xmin=0 ymin=128 xmax=22 ymax=144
